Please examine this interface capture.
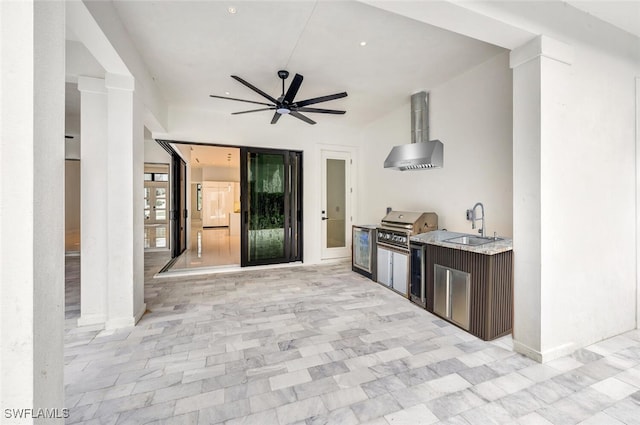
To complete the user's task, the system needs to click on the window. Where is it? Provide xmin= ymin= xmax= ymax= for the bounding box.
xmin=144 ymin=172 xmax=169 ymax=182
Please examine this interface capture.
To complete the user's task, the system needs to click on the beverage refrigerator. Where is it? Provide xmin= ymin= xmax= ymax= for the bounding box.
xmin=352 ymin=225 xmax=377 ymax=281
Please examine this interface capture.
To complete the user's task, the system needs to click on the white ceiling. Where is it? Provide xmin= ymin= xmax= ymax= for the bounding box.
xmin=65 ymin=1 xmax=638 ymax=134
xmin=187 ymin=144 xmax=240 ymax=169
xmin=567 ymin=1 xmax=640 ymax=38
xmin=108 ymin=0 xmax=505 ymax=126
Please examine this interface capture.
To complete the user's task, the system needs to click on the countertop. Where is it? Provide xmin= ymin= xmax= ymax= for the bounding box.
xmin=353 ymin=224 xmax=379 ymax=230
xmin=410 ymin=230 xmax=513 ymax=255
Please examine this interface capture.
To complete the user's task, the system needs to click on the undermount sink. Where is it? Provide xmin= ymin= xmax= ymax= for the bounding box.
xmin=443 ymin=235 xmax=502 ymax=246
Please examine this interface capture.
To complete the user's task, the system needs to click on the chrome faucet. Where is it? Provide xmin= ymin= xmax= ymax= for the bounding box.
xmin=469 ymin=202 xmax=485 ymax=237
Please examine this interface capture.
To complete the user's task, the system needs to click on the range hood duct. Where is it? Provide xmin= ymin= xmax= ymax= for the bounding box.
xmin=384 ymin=91 xmax=444 ymax=170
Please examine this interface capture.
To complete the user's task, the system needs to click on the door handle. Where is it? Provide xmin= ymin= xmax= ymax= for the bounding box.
xmin=321 ymin=217 xmax=328 ymax=221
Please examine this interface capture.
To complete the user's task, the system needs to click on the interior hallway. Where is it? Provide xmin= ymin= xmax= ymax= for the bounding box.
xmin=64 ymin=254 xmax=640 ymax=425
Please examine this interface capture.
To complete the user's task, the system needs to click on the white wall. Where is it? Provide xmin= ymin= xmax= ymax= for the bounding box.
xmin=191 ymin=167 xmax=203 ymax=183
xmin=1 ymin=0 xmax=65 ymax=417
xmin=637 ymin=77 xmax=640 ymax=332
xmin=358 ymin=52 xmax=513 ymax=236
xmin=144 ymin=137 xmax=171 ymax=164
xmin=202 ymin=166 xmax=240 ymax=182
xmin=535 ymin=38 xmax=638 ymax=356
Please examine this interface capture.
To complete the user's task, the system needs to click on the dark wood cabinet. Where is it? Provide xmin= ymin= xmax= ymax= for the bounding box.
xmin=426 ymin=245 xmax=513 ymax=340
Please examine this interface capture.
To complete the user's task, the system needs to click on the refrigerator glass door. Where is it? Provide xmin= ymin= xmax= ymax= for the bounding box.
xmin=353 ymin=228 xmax=372 ymax=272
xmin=409 ymin=244 xmax=424 ymax=303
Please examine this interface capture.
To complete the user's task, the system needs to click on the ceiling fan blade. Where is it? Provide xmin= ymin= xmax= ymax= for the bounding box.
xmin=283 ymin=74 xmax=303 ymax=104
xmin=232 ymin=107 xmax=276 ymax=115
xmin=297 ymin=107 xmax=346 ymax=115
xmin=209 ymin=94 xmax=273 ymax=107
xmin=295 ymin=92 xmax=348 ymax=108
xmin=271 ymin=112 xmax=282 ymax=124
xmin=231 ymin=75 xmax=278 ymax=104
xmin=289 ymin=111 xmax=316 ymax=125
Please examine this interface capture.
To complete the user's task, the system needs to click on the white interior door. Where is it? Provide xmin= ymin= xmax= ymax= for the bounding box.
xmin=321 ymin=150 xmax=351 ymax=259
xmin=203 ymin=181 xmax=234 ymax=227
xmin=202 ymin=184 xmax=218 ymax=227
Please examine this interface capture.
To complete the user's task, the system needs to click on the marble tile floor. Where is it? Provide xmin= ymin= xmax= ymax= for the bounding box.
xmin=167 ymin=227 xmax=241 ymax=272
xmin=64 ymin=253 xmax=640 ymax=425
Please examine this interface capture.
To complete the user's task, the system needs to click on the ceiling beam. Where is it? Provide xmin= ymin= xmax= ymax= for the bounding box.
xmin=66 ymin=0 xmax=168 ymax=132
xmin=358 ymin=0 xmax=535 ymax=50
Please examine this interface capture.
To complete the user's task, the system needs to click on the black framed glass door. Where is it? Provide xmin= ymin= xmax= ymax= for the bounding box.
xmin=240 ymin=148 xmax=302 ymax=266
xmin=171 ymin=154 xmax=187 ymax=258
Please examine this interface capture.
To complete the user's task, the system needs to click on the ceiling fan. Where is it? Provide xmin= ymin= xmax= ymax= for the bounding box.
xmin=210 ymin=70 xmax=347 ymax=125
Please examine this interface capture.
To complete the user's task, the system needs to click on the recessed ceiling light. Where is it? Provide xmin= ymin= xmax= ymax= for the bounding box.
xmin=228 ymin=6 xmax=237 ymax=14
xmin=225 ymin=91 xmax=230 ymax=95
xmin=359 ymin=41 xmax=367 ymax=47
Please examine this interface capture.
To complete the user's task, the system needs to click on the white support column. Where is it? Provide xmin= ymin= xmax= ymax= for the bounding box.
xmin=105 ymin=73 xmax=145 ymax=329
xmin=636 ymin=77 xmax=640 ymax=330
xmin=77 ymin=77 xmax=108 ymax=327
xmin=510 ymin=35 xmax=574 ymax=362
xmin=0 ymin=0 xmax=65 ymax=420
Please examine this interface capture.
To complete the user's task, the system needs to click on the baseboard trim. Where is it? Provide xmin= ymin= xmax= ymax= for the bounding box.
xmin=77 ymin=314 xmax=106 ymax=327
xmin=513 ymin=340 xmax=543 ymax=362
xmin=513 ymin=339 xmax=576 ymax=363
xmin=105 ymin=316 xmax=135 ymax=330
xmin=134 ymin=303 xmax=147 ymax=325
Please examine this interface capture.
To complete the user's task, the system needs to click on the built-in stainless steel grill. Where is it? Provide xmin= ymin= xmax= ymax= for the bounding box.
xmin=377 ymin=211 xmax=438 ymax=252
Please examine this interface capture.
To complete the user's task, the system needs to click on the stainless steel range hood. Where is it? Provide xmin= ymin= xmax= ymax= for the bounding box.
xmin=384 ymin=92 xmax=444 ymax=170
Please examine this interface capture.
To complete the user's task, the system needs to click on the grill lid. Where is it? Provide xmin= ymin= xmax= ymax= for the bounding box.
xmin=380 ymin=211 xmax=438 ymax=234
xmin=381 ymin=211 xmax=424 ymax=225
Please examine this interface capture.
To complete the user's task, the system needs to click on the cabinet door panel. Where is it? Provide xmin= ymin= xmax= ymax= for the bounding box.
xmin=377 ymin=247 xmax=392 ymax=287
xmin=392 ymin=252 xmax=408 ymax=295
xmin=450 ymin=269 xmax=470 ymax=330
xmin=434 ymin=265 xmax=448 ymax=318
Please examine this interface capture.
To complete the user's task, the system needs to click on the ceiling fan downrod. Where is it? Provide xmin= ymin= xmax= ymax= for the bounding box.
xmin=277 ymin=70 xmax=291 ymax=114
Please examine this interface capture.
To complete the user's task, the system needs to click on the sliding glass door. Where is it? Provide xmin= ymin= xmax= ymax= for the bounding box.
xmin=241 ymin=148 xmax=302 ymax=266
xmin=171 ymin=154 xmax=187 ymax=258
